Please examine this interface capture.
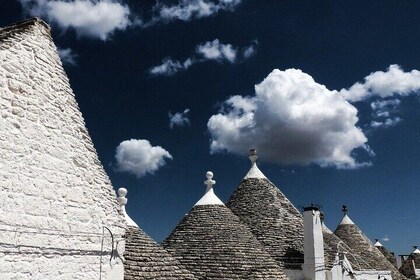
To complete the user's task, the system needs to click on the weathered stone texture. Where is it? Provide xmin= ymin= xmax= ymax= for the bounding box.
xmin=0 ymin=18 xmax=125 ymax=279
xmin=335 ymin=223 xmax=406 ymax=280
xmin=227 ymin=178 xmax=304 ymax=270
xmin=162 ymin=205 xmax=287 ymax=279
xmin=124 ymin=226 xmax=197 ymax=279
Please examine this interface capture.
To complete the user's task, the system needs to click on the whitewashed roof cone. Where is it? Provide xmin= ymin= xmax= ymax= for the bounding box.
xmin=194 ymin=171 xmax=224 ymax=206
xmin=374 ymin=239 xmax=383 ymax=247
xmin=339 ymin=205 xmax=355 ymax=225
xmin=244 ymin=149 xmax=267 ymax=179
xmin=117 ymin=188 xmax=139 ymax=227
xmin=413 ymin=246 xmax=420 ymax=254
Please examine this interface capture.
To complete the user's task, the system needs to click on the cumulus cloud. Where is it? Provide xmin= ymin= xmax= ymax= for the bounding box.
xmin=169 ymin=109 xmax=191 ymax=129
xmin=341 ymin=65 xmax=420 ymax=102
xmin=57 ymin=47 xmax=77 ymax=66
xmin=114 ymin=139 xmax=172 ymax=178
xmin=149 ymin=39 xmax=256 ymax=76
xmin=207 ymin=68 xmax=369 ymax=168
xmin=19 ymin=0 xmax=133 ymax=40
xmin=149 ymin=0 xmax=241 ymax=25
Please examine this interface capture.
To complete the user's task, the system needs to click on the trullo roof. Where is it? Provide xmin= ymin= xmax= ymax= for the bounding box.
xmin=162 ymin=172 xmax=287 ymax=279
xmin=335 ymin=212 xmax=406 ymax=280
xmin=226 ymin=150 xmax=304 ymax=269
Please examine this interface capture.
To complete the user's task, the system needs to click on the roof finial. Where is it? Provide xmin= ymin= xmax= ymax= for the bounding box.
xmin=117 ymin=187 xmax=138 ymax=227
xmin=204 ymin=171 xmax=216 ymax=192
xmin=117 ymin=188 xmax=128 ymax=206
xmin=342 ymin=205 xmax=348 ymax=215
xmin=249 ymin=148 xmax=258 ymax=165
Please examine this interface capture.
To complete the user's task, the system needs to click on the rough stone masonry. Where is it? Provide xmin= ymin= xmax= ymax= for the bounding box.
xmin=0 ymin=18 xmax=126 ymax=279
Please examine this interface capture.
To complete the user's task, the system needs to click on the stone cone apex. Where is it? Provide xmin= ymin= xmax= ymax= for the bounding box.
xmin=334 ymin=207 xmax=406 ymax=280
xmin=244 ymin=149 xmax=267 ymax=179
xmin=162 ymin=204 xmax=287 ymax=279
xmin=374 ymin=239 xmax=384 ymax=247
xmin=322 ymin=220 xmax=369 ymax=271
xmin=0 ymin=18 xmax=126 ymax=279
xmin=227 ymin=150 xmax=304 ymax=269
xmin=194 ymin=171 xmax=224 ymax=206
xmin=117 ymin=188 xmax=139 ymax=227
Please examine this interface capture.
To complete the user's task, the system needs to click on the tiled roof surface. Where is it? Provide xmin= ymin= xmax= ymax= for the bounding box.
xmin=322 ymin=226 xmax=371 ymax=271
xmin=124 ymin=226 xmax=197 ymax=280
xmin=226 ymin=178 xmax=304 ymax=269
xmin=335 ymin=222 xmax=406 ymax=280
xmin=376 ymin=245 xmax=398 ymax=268
xmin=162 ymin=204 xmax=287 ymax=280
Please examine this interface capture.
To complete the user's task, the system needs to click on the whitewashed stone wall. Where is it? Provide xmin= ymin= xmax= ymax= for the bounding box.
xmin=0 ymin=18 xmax=126 ymax=279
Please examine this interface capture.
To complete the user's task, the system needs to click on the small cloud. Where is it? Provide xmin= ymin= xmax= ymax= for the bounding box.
xmin=148 ymin=0 xmax=241 ymax=25
xmin=242 ymin=40 xmax=259 ymax=59
xmin=149 ymin=58 xmax=192 ymax=76
xmin=149 ymin=39 xmax=255 ymax=77
xmin=196 ymin=39 xmax=237 ymax=63
xmin=19 ymin=0 xmax=133 ymax=40
xmin=169 ymin=109 xmax=191 ymax=129
xmin=370 ymin=117 xmax=402 ymax=129
xmin=340 ymin=65 xmax=420 ymax=102
xmin=57 ymin=47 xmax=77 ymax=66
xmin=114 ymin=139 xmax=172 ymax=178
xmin=382 ymin=235 xmax=390 ymax=242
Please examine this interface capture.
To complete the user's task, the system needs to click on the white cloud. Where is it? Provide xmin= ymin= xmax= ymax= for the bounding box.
xmin=207 ymin=68 xmax=369 ymax=169
xmin=382 ymin=235 xmax=390 ymax=242
xmin=341 ymin=65 xmax=420 ymax=102
xmin=149 ymin=0 xmax=241 ymax=25
xmin=242 ymin=40 xmax=259 ymax=59
xmin=149 ymin=39 xmax=256 ymax=76
xmin=19 ymin=0 xmax=132 ymax=40
xmin=57 ymin=47 xmax=77 ymax=66
xmin=149 ymin=58 xmax=193 ymax=76
xmin=169 ymin=109 xmax=191 ymax=129
xmin=196 ymin=39 xmax=237 ymax=63
xmin=114 ymin=139 xmax=172 ymax=178
xmin=370 ymin=117 xmax=402 ymax=129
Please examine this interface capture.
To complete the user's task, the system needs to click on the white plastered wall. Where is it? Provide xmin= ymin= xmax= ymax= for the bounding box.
xmin=0 ymin=19 xmax=126 ymax=280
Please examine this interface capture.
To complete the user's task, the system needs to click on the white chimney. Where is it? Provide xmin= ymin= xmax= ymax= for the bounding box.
xmin=303 ymin=205 xmax=326 ymax=280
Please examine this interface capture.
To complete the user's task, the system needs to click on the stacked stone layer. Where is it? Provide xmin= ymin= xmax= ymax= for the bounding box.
xmin=162 ymin=205 xmax=287 ymax=280
xmin=335 ymin=223 xmax=406 ymax=280
xmin=0 ymin=18 xmax=125 ymax=279
xmin=124 ymin=226 xmax=196 ymax=279
xmin=227 ymin=178 xmax=304 ymax=269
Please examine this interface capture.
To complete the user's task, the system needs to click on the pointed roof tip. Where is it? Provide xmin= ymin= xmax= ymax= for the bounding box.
xmin=374 ymin=239 xmax=384 ymax=247
xmin=322 ymin=221 xmax=334 ymax=234
xmin=413 ymin=246 xmax=420 ymax=254
xmin=117 ymin=187 xmax=139 ymax=228
xmin=194 ymin=171 xmax=225 ymax=206
xmin=243 ymin=149 xmax=267 ymax=179
xmin=339 ymin=214 xmax=355 ymax=225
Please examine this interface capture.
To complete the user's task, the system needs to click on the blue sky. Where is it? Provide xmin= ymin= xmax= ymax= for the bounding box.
xmin=2 ymin=0 xmax=419 ymax=254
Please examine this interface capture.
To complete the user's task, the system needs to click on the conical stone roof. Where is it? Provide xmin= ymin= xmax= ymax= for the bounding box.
xmin=118 ymin=188 xmax=197 ymax=279
xmin=162 ymin=172 xmax=287 ymax=280
xmin=335 ymin=213 xmax=406 ymax=280
xmin=322 ymin=222 xmax=371 ymax=271
xmin=374 ymin=239 xmax=398 ymax=268
xmin=226 ymin=151 xmax=304 ymax=269
xmin=124 ymin=226 xmax=197 ymax=280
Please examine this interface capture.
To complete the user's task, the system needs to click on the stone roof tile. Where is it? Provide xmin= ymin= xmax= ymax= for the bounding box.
xmin=162 ymin=204 xmax=287 ymax=279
